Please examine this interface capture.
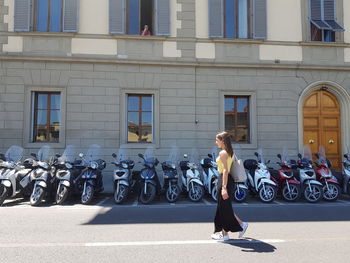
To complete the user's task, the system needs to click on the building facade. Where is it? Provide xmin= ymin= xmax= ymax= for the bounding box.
xmin=1 ymin=0 xmax=350 ymax=190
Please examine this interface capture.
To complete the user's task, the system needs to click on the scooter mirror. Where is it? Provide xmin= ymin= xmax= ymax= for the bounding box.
xmin=315 ymin=153 xmax=319 ymax=159
xmin=138 ymin=153 xmax=144 ymax=158
xmin=254 ymin=152 xmax=259 ymax=157
xmin=298 ymin=153 xmax=302 ymax=159
xmin=184 ymin=154 xmax=188 ymax=158
xmin=55 ymin=153 xmax=61 ymax=158
xmin=277 ymin=154 xmax=281 ymax=159
xmin=78 ymin=153 xmax=84 ymax=158
xmin=31 ymin=153 xmax=37 ymax=158
xmin=267 ymin=160 xmax=270 ymax=164
xmin=112 ymin=153 xmax=117 ymax=158
xmin=208 ymin=154 xmax=213 ymax=158
xmin=344 ymin=154 xmax=347 ymax=158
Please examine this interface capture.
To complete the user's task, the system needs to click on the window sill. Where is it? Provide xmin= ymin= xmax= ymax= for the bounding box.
xmin=23 ymin=141 xmax=66 ymax=149
xmin=300 ymin=41 xmax=350 ymax=48
xmin=120 ymin=142 xmax=160 ymax=149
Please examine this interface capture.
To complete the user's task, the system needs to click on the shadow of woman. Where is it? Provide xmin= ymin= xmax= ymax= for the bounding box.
xmin=224 ymin=238 xmax=277 ymax=253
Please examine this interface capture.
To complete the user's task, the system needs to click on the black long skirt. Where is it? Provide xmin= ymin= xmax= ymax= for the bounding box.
xmin=214 ymin=173 xmax=243 ymax=233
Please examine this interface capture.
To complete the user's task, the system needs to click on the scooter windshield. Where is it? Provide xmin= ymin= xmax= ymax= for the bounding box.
xmin=281 ymin=147 xmax=291 ymax=163
xmin=317 ymin=145 xmax=327 ymax=162
xmin=116 ymin=144 xmax=129 ymax=162
xmin=5 ymin=145 xmax=24 ymax=162
xmin=37 ymin=145 xmax=52 ymax=162
xmin=85 ymin=144 xmax=101 ymax=163
xmin=303 ymin=145 xmax=313 ymax=161
xmin=189 ymin=148 xmax=200 ymax=164
xmin=59 ymin=145 xmax=76 ymax=163
xmin=144 ymin=146 xmax=156 ymax=163
xmin=211 ymin=146 xmax=219 ymax=161
xmin=256 ymin=148 xmax=265 ymax=163
xmin=167 ymin=145 xmax=179 ymax=164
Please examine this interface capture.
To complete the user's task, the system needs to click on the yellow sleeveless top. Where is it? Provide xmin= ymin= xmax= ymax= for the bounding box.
xmin=216 ymin=155 xmax=233 ymax=174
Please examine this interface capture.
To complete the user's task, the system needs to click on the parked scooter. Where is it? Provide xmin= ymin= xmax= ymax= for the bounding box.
xmin=29 ymin=146 xmax=56 ymax=206
xmin=0 ymin=146 xmax=33 ymax=205
xmin=296 ymin=145 xmax=323 ymax=203
xmin=162 ymin=146 xmax=181 ymax=203
xmin=137 ymin=147 xmax=161 ymax=204
xmin=111 ymin=147 xmax=135 ymax=204
xmin=201 ymin=147 xmax=219 ymax=201
xmin=244 ymin=150 xmax=277 ymax=203
xmin=54 ymin=145 xmax=77 ymax=205
xmin=231 ymin=147 xmax=248 ymax=203
xmin=75 ymin=144 xmax=106 ymax=205
xmin=272 ymin=151 xmax=301 ymax=202
xmin=314 ymin=146 xmax=341 ymax=201
xmin=180 ymin=149 xmax=204 ymax=202
xmin=341 ymin=150 xmax=350 ymax=196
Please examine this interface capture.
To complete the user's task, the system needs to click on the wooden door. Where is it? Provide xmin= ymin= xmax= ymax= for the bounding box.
xmin=303 ymin=90 xmax=341 ymax=170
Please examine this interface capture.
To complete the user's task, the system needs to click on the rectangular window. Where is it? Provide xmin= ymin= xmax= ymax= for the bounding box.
xmin=309 ymin=0 xmax=344 ymax=42
xmin=224 ymin=96 xmax=250 ymax=143
xmin=34 ymin=0 xmax=63 ymax=32
xmin=127 ymin=94 xmax=153 ymax=143
xmin=224 ymin=0 xmax=250 ymax=38
xmin=32 ymin=92 xmax=61 ymax=142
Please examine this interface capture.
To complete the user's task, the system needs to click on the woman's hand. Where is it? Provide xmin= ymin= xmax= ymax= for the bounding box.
xmin=221 ymin=188 xmax=229 ymax=200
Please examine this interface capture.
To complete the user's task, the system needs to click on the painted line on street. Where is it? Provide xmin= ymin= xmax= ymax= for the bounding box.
xmin=273 ymin=201 xmax=284 ymax=205
xmin=95 ymin=197 xmax=109 ymax=206
xmin=202 ymin=199 xmax=213 ymax=205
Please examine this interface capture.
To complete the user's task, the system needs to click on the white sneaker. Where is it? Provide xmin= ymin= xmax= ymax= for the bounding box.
xmin=211 ymin=232 xmax=229 ymax=241
xmin=238 ymin=222 xmax=248 ymax=238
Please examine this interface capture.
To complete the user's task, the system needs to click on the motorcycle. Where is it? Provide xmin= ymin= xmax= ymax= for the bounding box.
xmin=296 ymin=145 xmax=323 ymax=203
xmin=54 ymin=145 xmax=77 ymax=205
xmin=314 ymin=146 xmax=341 ymax=201
xmin=0 ymin=146 xmax=33 ymax=205
xmin=179 ymin=149 xmax=204 ymax=202
xmin=29 ymin=145 xmax=56 ymax=206
xmin=111 ymin=146 xmax=135 ymax=204
xmin=272 ymin=151 xmax=301 ymax=202
xmin=244 ymin=150 xmax=277 ymax=203
xmin=137 ymin=147 xmax=161 ymax=204
xmin=340 ymin=150 xmax=350 ymax=196
xmin=162 ymin=146 xmax=181 ymax=203
xmin=200 ymin=147 xmax=219 ymax=201
xmin=75 ymin=144 xmax=106 ymax=205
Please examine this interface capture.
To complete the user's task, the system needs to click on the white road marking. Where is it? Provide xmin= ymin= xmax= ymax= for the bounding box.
xmin=202 ymin=199 xmax=213 ymax=205
xmin=273 ymin=201 xmax=284 ymax=205
xmin=95 ymin=197 xmax=109 ymax=206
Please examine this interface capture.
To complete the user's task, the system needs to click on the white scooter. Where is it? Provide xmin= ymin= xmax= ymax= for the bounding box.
xmin=180 ymin=151 xmax=204 ymax=202
xmin=200 ymin=152 xmax=219 ymax=202
xmin=244 ymin=150 xmax=277 ymax=203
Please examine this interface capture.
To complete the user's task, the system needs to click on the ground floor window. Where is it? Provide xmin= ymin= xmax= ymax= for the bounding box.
xmin=224 ymin=95 xmax=250 ymax=143
xmin=32 ymin=92 xmax=61 ymax=142
xmin=127 ymin=94 xmax=153 ymax=143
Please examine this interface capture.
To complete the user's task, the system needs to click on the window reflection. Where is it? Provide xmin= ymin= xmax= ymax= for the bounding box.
xmin=127 ymin=94 xmax=153 ymax=143
xmin=33 ymin=92 xmax=60 ymax=143
xmin=224 ymin=96 xmax=250 ymax=143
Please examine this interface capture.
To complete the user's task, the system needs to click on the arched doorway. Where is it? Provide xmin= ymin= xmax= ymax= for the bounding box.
xmin=303 ymin=89 xmax=341 ymax=169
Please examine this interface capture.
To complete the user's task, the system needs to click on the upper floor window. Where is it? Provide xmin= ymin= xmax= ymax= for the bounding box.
xmin=109 ymin=0 xmax=170 ymax=36
xmin=14 ymin=0 xmax=78 ymax=32
xmin=209 ymin=0 xmax=266 ymax=39
xmin=32 ymin=92 xmax=61 ymax=143
xmin=309 ymin=0 xmax=344 ymax=42
xmin=224 ymin=96 xmax=250 ymax=143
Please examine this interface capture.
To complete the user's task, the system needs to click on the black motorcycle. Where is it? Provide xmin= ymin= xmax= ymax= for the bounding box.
xmin=137 ymin=153 xmax=160 ymax=204
xmin=162 ymin=160 xmax=181 ymax=203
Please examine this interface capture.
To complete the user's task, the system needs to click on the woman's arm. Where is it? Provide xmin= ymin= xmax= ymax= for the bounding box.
xmin=219 ymin=150 xmax=229 ymax=200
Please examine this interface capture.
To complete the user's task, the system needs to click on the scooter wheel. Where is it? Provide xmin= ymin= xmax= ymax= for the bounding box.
xmin=56 ymin=184 xmax=69 ymax=205
xmin=211 ymin=187 xmax=218 ymax=202
xmin=304 ymin=184 xmax=322 ymax=203
xmin=139 ymin=183 xmax=156 ymax=204
xmin=258 ymin=185 xmax=276 ymax=203
xmin=114 ymin=185 xmax=129 ymax=204
xmin=165 ymin=184 xmax=181 ymax=203
xmin=81 ymin=185 xmax=95 ymax=205
xmin=30 ymin=186 xmax=45 ymax=206
xmin=188 ymin=184 xmax=204 ymax=202
xmin=0 ymin=185 xmax=9 ymax=206
xmin=282 ymin=184 xmax=300 ymax=202
xmin=323 ymin=183 xmax=341 ymax=201
xmin=233 ymin=188 xmax=248 ymax=202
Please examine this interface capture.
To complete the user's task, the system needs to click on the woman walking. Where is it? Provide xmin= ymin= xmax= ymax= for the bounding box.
xmin=211 ymin=131 xmax=248 ymax=241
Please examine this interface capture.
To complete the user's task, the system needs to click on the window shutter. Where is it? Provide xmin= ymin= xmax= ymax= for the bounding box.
xmin=155 ymin=0 xmax=170 ymax=36
xmin=109 ymin=0 xmax=125 ymax=34
xmin=63 ymin=0 xmax=78 ymax=32
xmin=14 ymin=0 xmax=32 ymax=32
xmin=252 ymin=0 xmax=266 ymax=39
xmin=209 ymin=0 xmax=223 ymax=38
xmin=323 ymin=0 xmax=344 ymax=31
xmin=310 ymin=0 xmax=331 ymax=29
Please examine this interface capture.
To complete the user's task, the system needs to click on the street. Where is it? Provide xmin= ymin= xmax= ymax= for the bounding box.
xmin=1 ymin=194 xmax=350 ymax=263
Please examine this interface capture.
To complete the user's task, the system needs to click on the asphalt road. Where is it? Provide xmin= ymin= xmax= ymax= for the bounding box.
xmin=1 ymin=194 xmax=350 ymax=263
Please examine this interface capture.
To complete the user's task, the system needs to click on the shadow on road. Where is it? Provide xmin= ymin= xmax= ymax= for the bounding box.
xmin=225 ymin=238 xmax=277 ymax=253
xmin=83 ymin=204 xmax=350 ymax=225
